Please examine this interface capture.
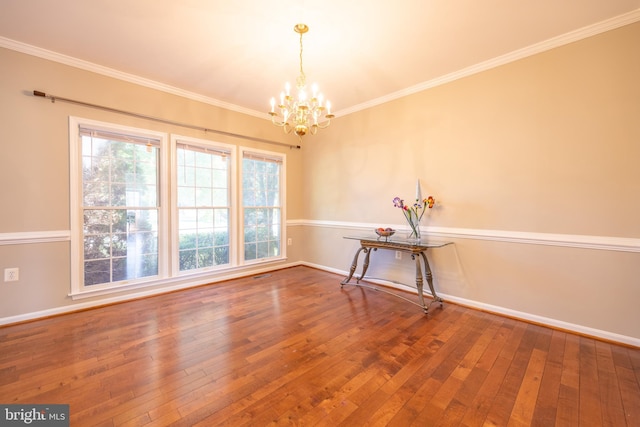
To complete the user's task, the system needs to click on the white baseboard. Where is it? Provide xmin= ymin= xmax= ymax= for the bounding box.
xmin=0 ymin=261 xmax=301 ymax=326
xmin=300 ymin=261 xmax=640 ymax=348
xmin=1 ymin=249 xmax=637 ymax=347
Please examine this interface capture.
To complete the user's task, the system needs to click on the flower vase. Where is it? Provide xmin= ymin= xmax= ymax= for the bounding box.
xmin=408 ymin=216 xmax=421 ymax=241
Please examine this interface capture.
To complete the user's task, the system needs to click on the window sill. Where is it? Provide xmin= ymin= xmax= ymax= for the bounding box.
xmin=69 ymin=257 xmax=288 ymax=300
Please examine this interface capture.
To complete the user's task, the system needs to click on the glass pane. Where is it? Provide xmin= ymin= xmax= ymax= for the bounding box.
xmin=178 ymin=166 xmax=195 ymax=186
xmin=269 ymin=240 xmax=280 ymax=257
xmin=81 ymin=130 xmax=161 ymax=287
xmin=196 ymin=187 xmax=212 ymax=206
xmin=212 ymin=188 xmax=228 ymax=206
xmin=112 ymin=257 xmax=127 ymax=282
xmin=84 ymin=235 xmax=109 ymax=260
xmin=179 ymin=231 xmax=197 ymax=250
xmin=212 ymin=155 xmax=227 ymax=169
xmin=214 ymin=246 xmax=229 ymax=265
xmin=198 ymin=248 xmax=214 ymax=268
xmin=195 ymin=167 xmax=212 ymax=187
xmin=257 ymin=226 xmax=268 ymax=241
xmin=178 ymin=187 xmax=196 ymax=207
xmin=198 ymin=231 xmax=213 ymax=247
xmin=255 ymin=190 xmax=266 ymax=207
xmin=177 ymin=145 xmax=230 ymax=272
xmin=195 ymin=151 xmax=211 ymax=168
xmin=198 ymin=209 xmax=214 ymax=228
xmin=214 ymin=228 xmax=229 ymax=245
xmin=243 ymin=190 xmax=256 ymax=207
xmin=84 ymin=210 xmax=111 ymax=234
xmin=84 ymin=259 xmax=111 ymax=286
xmin=244 ymin=226 xmax=256 ymax=243
xmin=83 ymin=182 xmax=110 ymax=207
xmin=140 ymin=254 xmax=158 ymax=277
xmin=139 ymin=232 xmax=158 ymax=254
xmin=111 ymin=233 xmax=127 ymax=257
xmin=179 ymin=209 xmax=197 ymax=231
xmin=182 ymin=149 xmax=195 ymax=166
xmin=257 ymin=242 xmax=269 ymax=258
xmin=212 ymin=169 xmax=227 ymax=187
xmin=243 ymin=159 xmax=255 ymax=174
xmin=112 ymin=210 xmax=128 ymax=233
xmin=269 ymin=224 xmax=280 ymax=240
xmin=214 ymin=209 xmax=228 ymax=227
xmin=180 ymin=250 xmax=197 ymax=271
xmin=242 ymin=154 xmax=282 ymax=262
xmin=110 ymin=183 xmax=127 ymax=206
xmin=244 ymin=243 xmax=256 ymax=261
xmin=137 ymin=184 xmax=158 ymax=207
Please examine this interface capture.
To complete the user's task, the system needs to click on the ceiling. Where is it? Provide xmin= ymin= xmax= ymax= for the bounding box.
xmin=1 ymin=0 xmax=639 ymax=119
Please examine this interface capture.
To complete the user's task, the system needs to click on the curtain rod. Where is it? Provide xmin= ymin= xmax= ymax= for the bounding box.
xmin=32 ymin=90 xmax=301 ymax=149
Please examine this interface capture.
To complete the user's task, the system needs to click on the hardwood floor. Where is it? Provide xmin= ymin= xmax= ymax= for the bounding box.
xmin=1 ymin=266 xmax=639 ymax=426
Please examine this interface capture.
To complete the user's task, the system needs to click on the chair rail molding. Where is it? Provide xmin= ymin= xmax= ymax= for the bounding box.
xmin=292 ymin=219 xmax=640 ymax=253
xmin=0 ymin=230 xmax=71 ymax=245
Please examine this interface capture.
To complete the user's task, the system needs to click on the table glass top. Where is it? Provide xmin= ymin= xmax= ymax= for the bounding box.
xmin=344 ymin=234 xmax=452 ymax=248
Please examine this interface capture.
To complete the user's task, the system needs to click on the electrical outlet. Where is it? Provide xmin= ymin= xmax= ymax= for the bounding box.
xmin=4 ymin=267 xmax=19 ymax=282
xmin=287 ymin=238 xmax=292 ymax=246
xmin=395 ymin=251 xmax=402 ymax=260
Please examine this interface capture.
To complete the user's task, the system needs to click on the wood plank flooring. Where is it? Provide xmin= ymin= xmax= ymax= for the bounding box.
xmin=1 ymin=266 xmax=639 ymax=426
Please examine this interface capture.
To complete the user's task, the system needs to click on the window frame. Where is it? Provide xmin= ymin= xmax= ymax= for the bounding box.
xmin=69 ymin=116 xmax=169 ymax=296
xmin=69 ymin=117 xmax=287 ymax=298
xmin=239 ymin=146 xmax=287 ymax=265
xmin=170 ymin=135 xmax=237 ymax=275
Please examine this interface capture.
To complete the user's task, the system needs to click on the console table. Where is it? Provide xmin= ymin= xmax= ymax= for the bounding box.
xmin=341 ymin=234 xmax=452 ymax=313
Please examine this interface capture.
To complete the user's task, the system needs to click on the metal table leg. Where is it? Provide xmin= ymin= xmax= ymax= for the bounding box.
xmin=341 ymin=246 xmax=367 ymax=286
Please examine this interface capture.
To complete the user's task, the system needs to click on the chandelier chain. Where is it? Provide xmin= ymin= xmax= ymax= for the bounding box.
xmin=298 ymin=30 xmax=305 ymax=83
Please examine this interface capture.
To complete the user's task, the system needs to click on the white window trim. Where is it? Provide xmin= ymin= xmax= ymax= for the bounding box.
xmin=68 ymin=117 xmax=288 ymax=299
xmin=239 ymin=146 xmax=287 ymax=265
xmin=69 ymin=116 xmax=169 ymax=296
xmin=170 ymin=134 xmax=237 ymax=275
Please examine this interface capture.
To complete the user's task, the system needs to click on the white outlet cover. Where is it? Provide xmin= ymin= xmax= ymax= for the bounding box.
xmin=4 ymin=268 xmax=19 ymax=282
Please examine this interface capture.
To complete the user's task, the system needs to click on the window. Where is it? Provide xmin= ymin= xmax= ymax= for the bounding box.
xmin=70 ymin=118 xmax=167 ymax=293
xmin=70 ymin=118 xmax=286 ymax=296
xmin=174 ymin=138 xmax=233 ymax=272
xmin=242 ymin=149 xmax=285 ymax=262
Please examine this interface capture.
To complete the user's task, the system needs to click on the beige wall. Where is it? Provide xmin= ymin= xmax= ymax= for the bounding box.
xmin=0 ymin=46 xmax=304 ymax=318
xmin=1 ymin=21 xmax=639 ymax=344
xmin=300 ymin=22 xmax=640 ymax=343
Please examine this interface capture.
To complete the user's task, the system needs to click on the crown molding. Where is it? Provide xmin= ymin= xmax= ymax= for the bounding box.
xmin=337 ymin=8 xmax=640 ymax=117
xmin=0 ymin=36 xmax=265 ymax=120
xmin=2 ymin=8 xmax=639 ymax=120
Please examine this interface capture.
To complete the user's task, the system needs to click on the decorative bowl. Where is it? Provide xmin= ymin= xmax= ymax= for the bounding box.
xmin=374 ymin=228 xmax=395 ymax=237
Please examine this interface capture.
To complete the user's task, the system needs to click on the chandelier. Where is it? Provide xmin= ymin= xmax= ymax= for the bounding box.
xmin=269 ymin=23 xmax=334 ymax=139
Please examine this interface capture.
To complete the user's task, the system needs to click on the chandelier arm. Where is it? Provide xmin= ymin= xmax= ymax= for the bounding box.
xmin=315 ymin=119 xmax=332 ymax=130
